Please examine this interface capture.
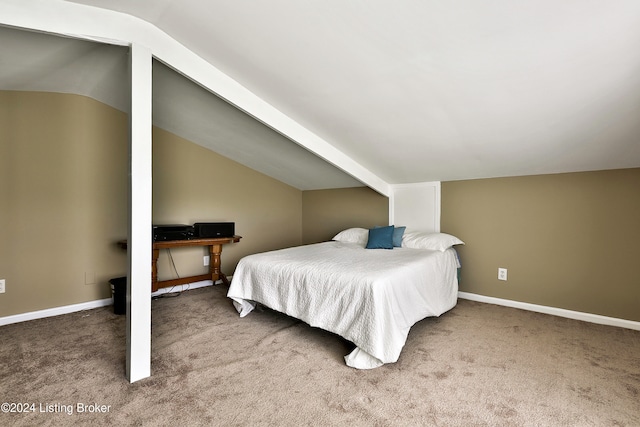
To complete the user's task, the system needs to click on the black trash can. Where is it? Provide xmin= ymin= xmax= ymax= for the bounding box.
xmin=109 ymin=277 xmax=127 ymax=315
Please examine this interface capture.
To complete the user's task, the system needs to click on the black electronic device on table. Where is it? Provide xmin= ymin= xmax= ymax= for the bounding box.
xmin=152 ymin=224 xmax=194 ymax=242
xmin=193 ymin=222 xmax=235 ymax=238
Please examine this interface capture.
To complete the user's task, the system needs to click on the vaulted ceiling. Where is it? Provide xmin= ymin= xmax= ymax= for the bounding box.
xmin=0 ymin=25 xmax=364 ymax=190
xmin=3 ymin=0 xmax=640 ymax=190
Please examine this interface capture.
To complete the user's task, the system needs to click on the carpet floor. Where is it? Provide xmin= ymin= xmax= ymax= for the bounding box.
xmin=1 ymin=284 xmax=639 ymax=426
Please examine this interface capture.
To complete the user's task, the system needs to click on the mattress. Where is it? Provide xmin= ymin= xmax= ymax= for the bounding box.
xmin=227 ymin=241 xmax=459 ymax=369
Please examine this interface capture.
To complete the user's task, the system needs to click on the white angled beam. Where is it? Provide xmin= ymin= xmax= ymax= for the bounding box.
xmin=0 ymin=0 xmax=390 ymax=196
xmin=127 ymin=42 xmax=152 ymax=383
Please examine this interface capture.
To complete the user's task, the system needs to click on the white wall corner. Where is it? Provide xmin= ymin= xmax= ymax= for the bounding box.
xmin=389 ymin=182 xmax=441 ymax=233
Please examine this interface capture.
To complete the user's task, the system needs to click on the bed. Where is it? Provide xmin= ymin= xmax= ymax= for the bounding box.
xmin=227 ymin=227 xmax=463 ymax=369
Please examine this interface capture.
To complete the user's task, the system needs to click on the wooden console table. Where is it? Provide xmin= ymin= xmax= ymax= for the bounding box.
xmin=118 ymin=236 xmax=241 ymax=292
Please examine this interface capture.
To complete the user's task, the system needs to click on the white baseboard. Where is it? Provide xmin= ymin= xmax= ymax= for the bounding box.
xmin=0 ymin=278 xmax=225 ymax=327
xmin=458 ymin=291 xmax=640 ymax=331
xmin=0 ymin=298 xmax=113 ymax=327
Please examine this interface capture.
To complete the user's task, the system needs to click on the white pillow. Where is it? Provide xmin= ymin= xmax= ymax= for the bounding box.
xmin=401 ymin=232 xmax=464 ymax=251
xmin=332 ymin=228 xmax=369 ymax=246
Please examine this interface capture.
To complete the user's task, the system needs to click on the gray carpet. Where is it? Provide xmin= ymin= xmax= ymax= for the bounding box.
xmin=1 ymin=284 xmax=639 ymax=426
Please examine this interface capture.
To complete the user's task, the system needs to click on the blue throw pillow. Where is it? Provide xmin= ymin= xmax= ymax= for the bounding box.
xmin=392 ymin=226 xmax=406 ymax=247
xmin=374 ymin=225 xmax=406 ymax=247
xmin=366 ymin=226 xmax=394 ymax=249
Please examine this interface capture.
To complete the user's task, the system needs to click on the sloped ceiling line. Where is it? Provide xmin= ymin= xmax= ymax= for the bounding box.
xmin=0 ymin=0 xmax=390 ymax=195
xmin=5 ymin=0 xmax=640 ymax=186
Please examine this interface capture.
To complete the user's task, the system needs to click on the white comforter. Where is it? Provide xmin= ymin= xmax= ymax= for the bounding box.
xmin=227 ymin=241 xmax=459 ymax=369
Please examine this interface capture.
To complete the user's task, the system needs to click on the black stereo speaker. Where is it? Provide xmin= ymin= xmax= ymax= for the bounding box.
xmin=193 ymin=222 xmax=235 ymax=238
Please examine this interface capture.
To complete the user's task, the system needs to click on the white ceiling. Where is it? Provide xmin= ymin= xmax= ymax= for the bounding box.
xmin=151 ymin=62 xmax=365 ymax=189
xmin=0 ymin=25 xmax=364 ymax=190
xmin=0 ymin=25 xmax=129 ymax=110
xmin=4 ymin=0 xmax=640 ymax=188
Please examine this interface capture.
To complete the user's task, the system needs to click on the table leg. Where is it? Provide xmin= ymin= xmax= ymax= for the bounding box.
xmin=210 ymin=244 xmax=222 ymax=283
xmin=219 ymin=273 xmax=231 ymax=286
xmin=152 ymin=248 xmax=160 ymax=292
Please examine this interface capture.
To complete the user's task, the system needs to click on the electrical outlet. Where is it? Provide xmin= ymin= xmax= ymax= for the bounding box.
xmin=203 ymin=256 xmax=210 ymax=266
xmin=0 ymin=279 xmax=5 ymax=293
xmin=84 ymin=271 xmax=96 ymax=285
xmin=498 ymin=268 xmax=508 ymax=281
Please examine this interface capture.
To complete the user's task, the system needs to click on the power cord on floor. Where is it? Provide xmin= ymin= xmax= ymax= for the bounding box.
xmin=151 ymin=248 xmax=189 ymax=299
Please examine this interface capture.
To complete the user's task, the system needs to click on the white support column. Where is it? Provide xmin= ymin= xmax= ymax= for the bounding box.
xmin=127 ymin=43 xmax=152 ymax=383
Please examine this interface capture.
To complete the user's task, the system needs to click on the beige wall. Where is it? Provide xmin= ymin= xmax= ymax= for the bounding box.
xmin=0 ymin=91 xmax=129 ymax=317
xmin=0 ymin=91 xmax=386 ymax=319
xmin=442 ymin=169 xmax=640 ymax=322
xmin=8 ymin=90 xmax=636 ymax=325
xmin=0 ymin=91 xmax=303 ymax=317
xmin=301 ymin=187 xmax=389 ymax=244
xmin=152 ymin=127 xmax=302 ymax=280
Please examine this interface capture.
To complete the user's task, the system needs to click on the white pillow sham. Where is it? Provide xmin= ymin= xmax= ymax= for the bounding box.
xmin=401 ymin=232 xmax=464 ymax=251
xmin=332 ymin=227 xmax=369 ymax=246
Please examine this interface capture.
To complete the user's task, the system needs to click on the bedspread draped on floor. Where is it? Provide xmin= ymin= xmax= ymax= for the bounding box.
xmin=227 ymin=241 xmax=459 ymax=368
